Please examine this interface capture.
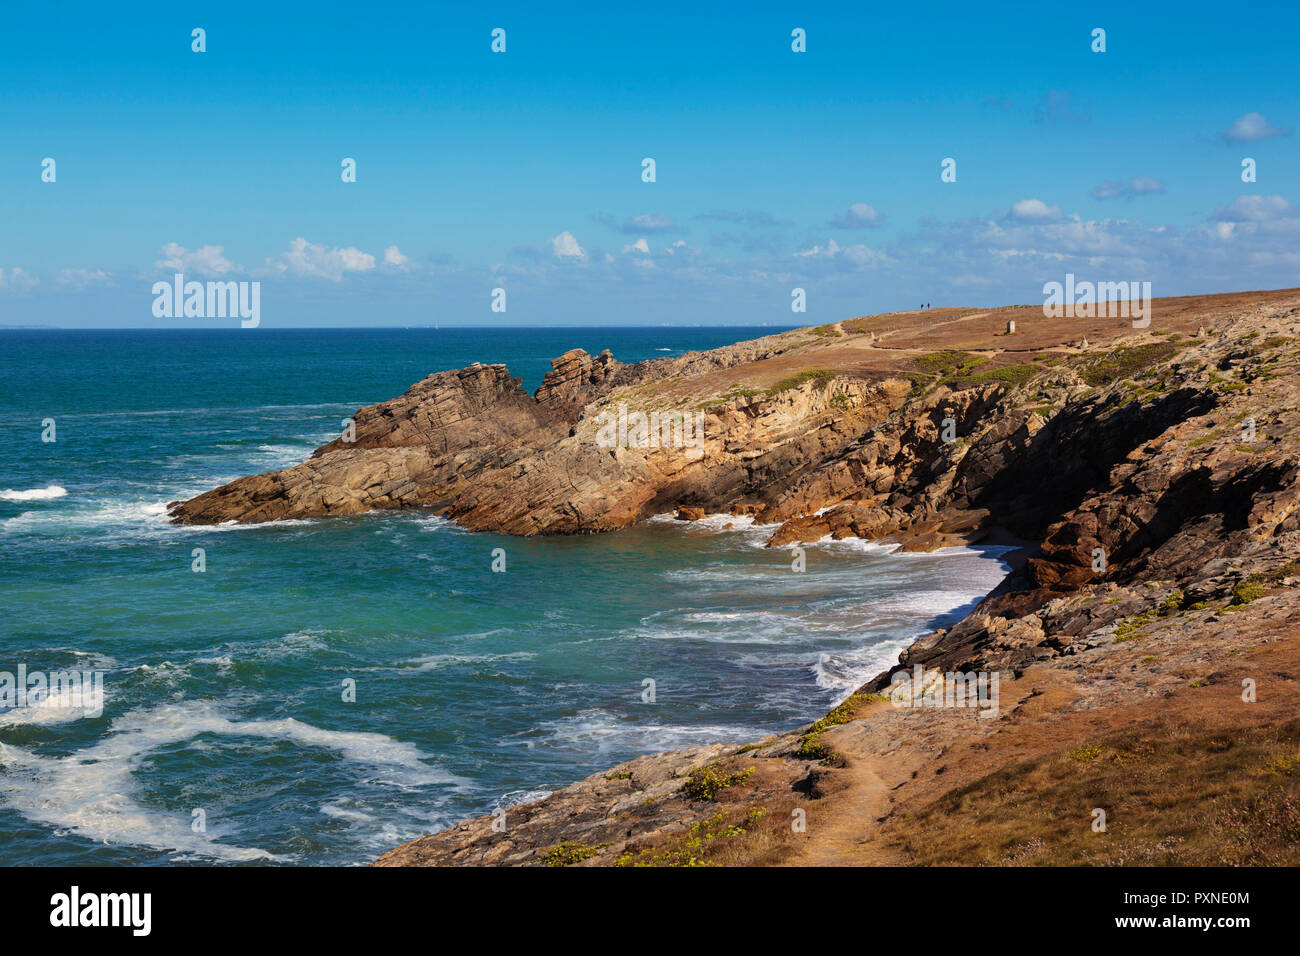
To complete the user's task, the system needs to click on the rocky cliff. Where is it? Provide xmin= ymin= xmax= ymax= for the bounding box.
xmin=168 ymin=328 xmax=908 ymax=535
xmin=175 ymin=288 xmax=1300 ymax=866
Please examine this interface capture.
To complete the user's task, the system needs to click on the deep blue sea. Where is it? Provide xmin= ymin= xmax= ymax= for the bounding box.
xmin=0 ymin=328 xmax=1012 ymax=865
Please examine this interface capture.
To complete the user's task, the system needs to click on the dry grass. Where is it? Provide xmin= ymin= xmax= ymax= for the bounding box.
xmin=883 ymin=716 xmax=1300 ymax=865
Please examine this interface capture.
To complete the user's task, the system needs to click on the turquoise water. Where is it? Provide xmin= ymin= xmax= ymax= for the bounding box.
xmin=0 ymin=328 xmax=1012 ymax=865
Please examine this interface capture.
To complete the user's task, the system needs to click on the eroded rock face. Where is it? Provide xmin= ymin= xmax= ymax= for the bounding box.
xmin=852 ymin=310 xmax=1300 ymax=682
xmin=533 ymin=348 xmax=622 ymax=417
xmin=168 ymin=339 xmax=905 ymax=532
xmin=169 ymin=362 xmax=562 ymax=525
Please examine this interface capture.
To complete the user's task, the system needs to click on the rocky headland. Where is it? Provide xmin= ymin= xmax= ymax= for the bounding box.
xmin=173 ymin=288 xmax=1300 ymax=866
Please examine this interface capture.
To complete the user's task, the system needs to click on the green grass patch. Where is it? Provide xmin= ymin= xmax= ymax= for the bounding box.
xmin=541 ymin=841 xmax=611 ymax=866
xmin=767 ymin=367 xmax=836 ymax=396
xmin=616 ymin=807 xmax=770 ymax=867
xmin=1031 ymin=351 xmax=1068 ymax=366
xmin=1115 ymin=591 xmax=1185 ymax=641
xmin=914 ymin=350 xmax=988 ymax=377
xmin=1069 ymin=745 xmax=1103 ymax=763
xmin=795 ymin=693 xmax=880 ymax=761
xmin=1075 ymin=343 xmax=1181 ymax=387
xmin=1230 ymin=580 xmax=1266 ymax=606
xmin=944 ymin=363 xmax=1042 ymax=390
xmin=680 ymin=763 xmax=755 ymax=802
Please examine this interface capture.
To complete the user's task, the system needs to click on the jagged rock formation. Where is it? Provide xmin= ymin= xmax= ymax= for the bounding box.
xmin=169 ymin=331 xmax=905 ymax=532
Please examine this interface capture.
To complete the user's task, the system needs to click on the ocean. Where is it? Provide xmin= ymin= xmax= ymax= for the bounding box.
xmin=0 ymin=328 xmax=1013 ymax=865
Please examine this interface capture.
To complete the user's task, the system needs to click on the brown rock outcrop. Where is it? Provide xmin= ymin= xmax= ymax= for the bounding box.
xmin=169 ymin=340 xmax=907 ymax=531
xmin=169 ymin=362 xmax=562 ymax=525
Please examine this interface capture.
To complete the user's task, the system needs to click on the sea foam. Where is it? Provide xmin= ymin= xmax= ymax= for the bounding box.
xmin=0 ymin=484 xmax=67 ymax=501
xmin=0 ymin=699 xmax=466 ymax=863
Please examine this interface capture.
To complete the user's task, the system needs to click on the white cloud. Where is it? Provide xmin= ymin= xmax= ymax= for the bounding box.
xmin=0 ymin=267 xmax=38 ymax=291
xmin=1211 ymin=194 xmax=1292 ymax=222
xmin=790 ymin=239 xmax=886 ymax=269
xmin=1006 ymin=199 xmax=1063 ymax=222
xmin=829 ymin=203 xmax=881 ymax=228
xmin=929 ymin=212 xmax=1147 ymax=262
xmin=622 ymin=238 xmax=650 ymax=254
xmin=795 ymin=239 xmax=841 ymax=258
xmin=57 ymin=268 xmax=113 ymax=289
xmin=549 ymin=231 xmax=587 ymax=259
xmin=267 ymin=238 xmax=376 ymax=280
xmin=1220 ymin=112 xmax=1290 ymax=144
xmin=383 ymin=245 xmax=412 ymax=269
xmin=156 ymin=243 xmax=235 ymax=276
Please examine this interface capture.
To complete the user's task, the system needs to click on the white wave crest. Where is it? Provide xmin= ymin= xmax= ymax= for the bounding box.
xmin=0 ymin=685 xmax=106 ymax=729
xmin=513 ymin=708 xmax=758 ymax=757
xmin=0 ymin=485 xmax=67 ymax=501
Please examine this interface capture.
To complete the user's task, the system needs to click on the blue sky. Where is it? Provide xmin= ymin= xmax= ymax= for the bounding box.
xmin=1 ymin=0 xmax=1297 ymax=327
